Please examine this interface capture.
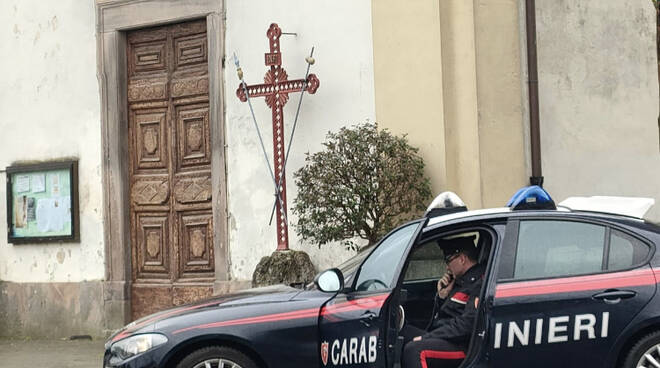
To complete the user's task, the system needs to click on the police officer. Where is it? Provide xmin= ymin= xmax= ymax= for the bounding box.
xmin=402 ymin=236 xmax=485 ymax=368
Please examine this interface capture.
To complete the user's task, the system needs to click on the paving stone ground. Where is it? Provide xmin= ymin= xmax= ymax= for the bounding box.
xmin=0 ymin=338 xmax=105 ymax=368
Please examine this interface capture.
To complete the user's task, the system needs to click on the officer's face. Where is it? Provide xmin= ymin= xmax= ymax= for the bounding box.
xmin=447 ymin=253 xmax=468 ymax=277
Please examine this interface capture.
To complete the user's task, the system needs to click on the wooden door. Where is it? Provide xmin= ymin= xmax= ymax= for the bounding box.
xmin=127 ymin=19 xmax=214 ymax=321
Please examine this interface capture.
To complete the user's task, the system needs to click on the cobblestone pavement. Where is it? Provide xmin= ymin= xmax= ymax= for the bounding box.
xmin=0 ymin=338 xmax=105 ymax=368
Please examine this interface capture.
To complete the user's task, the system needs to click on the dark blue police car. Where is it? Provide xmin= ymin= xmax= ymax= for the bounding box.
xmin=104 ymin=186 xmax=659 ymax=368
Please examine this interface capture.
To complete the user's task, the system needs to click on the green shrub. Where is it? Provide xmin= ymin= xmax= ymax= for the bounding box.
xmin=293 ymin=122 xmax=432 ymax=250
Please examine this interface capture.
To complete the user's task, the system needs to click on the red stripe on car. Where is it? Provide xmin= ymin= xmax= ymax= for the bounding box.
xmin=112 ymin=300 xmax=221 ymax=342
xmin=173 ymin=307 xmax=320 ymax=334
xmin=321 ymin=293 xmax=389 ymax=316
xmin=173 ymin=293 xmax=390 ymax=335
xmin=495 ymin=268 xmax=659 ymax=298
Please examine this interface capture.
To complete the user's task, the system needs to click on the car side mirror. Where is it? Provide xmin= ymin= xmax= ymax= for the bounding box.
xmin=314 ymin=268 xmax=344 ymax=293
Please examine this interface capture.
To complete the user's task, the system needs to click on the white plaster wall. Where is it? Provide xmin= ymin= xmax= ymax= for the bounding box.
xmin=225 ymin=0 xmax=375 ymax=280
xmin=536 ymin=0 xmax=660 ymax=222
xmin=0 ymin=1 xmax=104 ymax=282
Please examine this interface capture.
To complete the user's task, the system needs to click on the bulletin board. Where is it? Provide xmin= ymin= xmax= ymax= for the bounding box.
xmin=6 ymin=161 xmax=79 ymax=243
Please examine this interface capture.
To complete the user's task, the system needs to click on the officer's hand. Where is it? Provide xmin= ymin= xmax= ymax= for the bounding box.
xmin=413 ymin=336 xmax=422 ymax=342
xmin=437 ymin=272 xmax=455 ymax=299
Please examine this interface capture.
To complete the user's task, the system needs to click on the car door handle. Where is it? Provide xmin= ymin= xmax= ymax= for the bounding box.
xmin=359 ymin=311 xmax=377 ymax=327
xmin=360 ymin=311 xmax=377 ymax=320
xmin=593 ymin=290 xmax=636 ymax=304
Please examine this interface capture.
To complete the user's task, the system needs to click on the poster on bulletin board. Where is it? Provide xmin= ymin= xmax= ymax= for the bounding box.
xmin=6 ymin=161 xmax=79 ymax=243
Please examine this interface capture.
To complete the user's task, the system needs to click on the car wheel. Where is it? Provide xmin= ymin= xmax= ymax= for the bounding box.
xmin=176 ymin=346 xmax=258 ymax=368
xmin=622 ymin=331 xmax=660 ymax=368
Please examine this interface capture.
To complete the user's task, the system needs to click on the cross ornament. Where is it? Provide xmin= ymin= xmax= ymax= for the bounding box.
xmin=236 ymin=23 xmax=320 ymax=250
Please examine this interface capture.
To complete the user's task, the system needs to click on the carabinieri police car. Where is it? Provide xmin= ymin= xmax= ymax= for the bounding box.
xmin=105 ymin=186 xmax=660 ymax=368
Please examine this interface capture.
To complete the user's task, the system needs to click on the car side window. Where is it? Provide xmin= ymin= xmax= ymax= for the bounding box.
xmin=513 ymin=220 xmax=606 ymax=279
xmin=607 ymin=229 xmax=650 ymax=271
xmin=403 ymin=241 xmax=446 ymax=281
xmin=355 ymin=223 xmax=418 ymax=291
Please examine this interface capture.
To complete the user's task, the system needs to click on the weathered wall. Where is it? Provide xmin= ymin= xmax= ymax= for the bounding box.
xmin=0 ymin=281 xmax=104 ymax=339
xmin=371 ymin=0 xmax=447 ymax=194
xmin=371 ymin=0 xmax=527 ymax=210
xmin=0 ymin=2 xmax=104 ymax=282
xmin=0 ymin=0 xmax=104 ymax=337
xmin=439 ymin=0 xmax=484 ymax=209
xmin=225 ymin=0 xmax=375 ymax=280
xmin=536 ymin=0 xmax=660 ymax=221
xmin=474 ymin=0 xmax=527 ymax=208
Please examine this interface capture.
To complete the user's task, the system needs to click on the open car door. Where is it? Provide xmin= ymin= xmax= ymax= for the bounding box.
xmin=318 ymin=220 xmax=426 ymax=368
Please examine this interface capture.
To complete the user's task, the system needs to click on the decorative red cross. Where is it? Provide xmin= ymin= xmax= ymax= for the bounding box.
xmin=236 ymin=23 xmax=320 ymax=251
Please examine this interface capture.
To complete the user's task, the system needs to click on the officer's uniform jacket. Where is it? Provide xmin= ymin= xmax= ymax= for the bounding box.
xmin=423 ymin=263 xmax=485 ymax=345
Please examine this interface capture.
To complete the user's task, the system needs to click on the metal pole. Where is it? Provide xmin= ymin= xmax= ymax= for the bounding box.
xmin=526 ymin=0 xmax=543 ymax=187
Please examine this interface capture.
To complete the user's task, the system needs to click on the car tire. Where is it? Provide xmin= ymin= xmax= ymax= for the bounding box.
xmin=176 ymin=346 xmax=259 ymax=368
xmin=621 ymin=330 xmax=660 ymax=368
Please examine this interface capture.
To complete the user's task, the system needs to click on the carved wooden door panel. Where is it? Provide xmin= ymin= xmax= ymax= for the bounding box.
xmin=127 ymin=19 xmax=214 ymax=321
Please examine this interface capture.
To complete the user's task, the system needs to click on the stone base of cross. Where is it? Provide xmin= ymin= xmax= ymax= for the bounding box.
xmin=236 ymin=23 xmax=319 ymax=251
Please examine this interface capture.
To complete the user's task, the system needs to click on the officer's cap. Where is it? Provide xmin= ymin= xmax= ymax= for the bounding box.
xmin=439 ymin=235 xmax=477 ymax=261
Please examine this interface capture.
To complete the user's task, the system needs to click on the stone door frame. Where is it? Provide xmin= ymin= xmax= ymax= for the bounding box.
xmin=95 ymin=0 xmax=227 ymax=329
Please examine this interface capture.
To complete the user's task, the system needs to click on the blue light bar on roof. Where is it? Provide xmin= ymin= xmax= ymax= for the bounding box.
xmin=507 ymin=185 xmax=556 ymax=210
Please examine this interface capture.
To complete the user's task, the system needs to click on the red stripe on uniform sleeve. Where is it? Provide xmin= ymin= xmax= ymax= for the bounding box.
xmin=451 ymin=292 xmax=469 ymax=302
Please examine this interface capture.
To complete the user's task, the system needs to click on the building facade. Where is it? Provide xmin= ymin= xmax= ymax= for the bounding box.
xmin=0 ymin=0 xmax=657 ymax=338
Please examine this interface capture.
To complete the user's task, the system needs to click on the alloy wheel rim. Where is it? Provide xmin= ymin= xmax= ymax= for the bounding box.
xmin=636 ymin=343 xmax=660 ymax=368
xmin=192 ymin=358 xmax=243 ymax=368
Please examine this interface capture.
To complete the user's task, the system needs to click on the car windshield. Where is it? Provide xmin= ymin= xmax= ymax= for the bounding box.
xmin=336 ymin=244 xmax=375 ymax=285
